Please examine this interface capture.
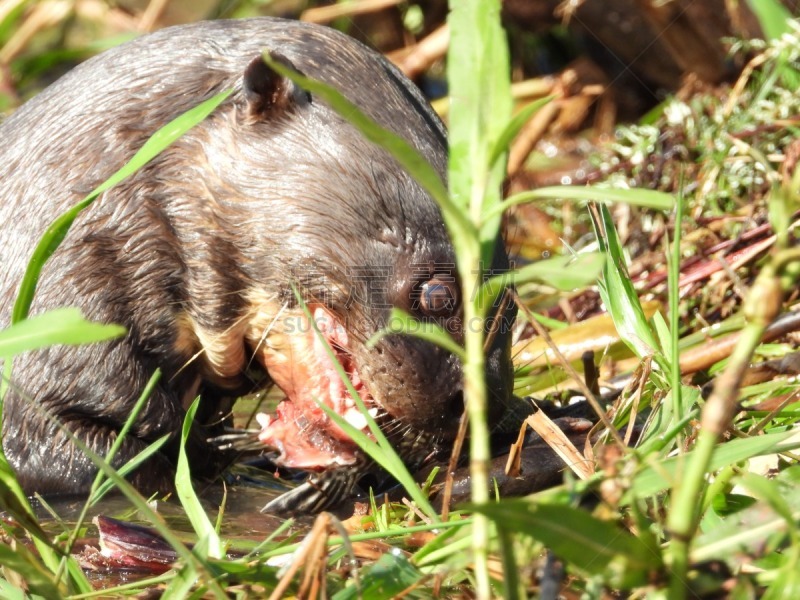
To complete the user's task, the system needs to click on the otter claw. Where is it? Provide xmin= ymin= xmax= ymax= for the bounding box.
xmin=261 ymin=469 xmax=360 ymax=516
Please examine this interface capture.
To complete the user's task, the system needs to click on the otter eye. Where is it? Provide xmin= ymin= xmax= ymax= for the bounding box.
xmin=419 ymin=277 xmax=458 ymax=317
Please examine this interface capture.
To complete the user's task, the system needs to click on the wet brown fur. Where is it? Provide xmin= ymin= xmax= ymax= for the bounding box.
xmin=0 ymin=18 xmax=514 ymax=497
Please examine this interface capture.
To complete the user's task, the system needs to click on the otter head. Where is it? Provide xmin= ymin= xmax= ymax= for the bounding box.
xmin=193 ymin=50 xmax=515 ymax=472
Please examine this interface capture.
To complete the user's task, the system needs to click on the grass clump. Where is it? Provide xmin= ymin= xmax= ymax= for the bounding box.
xmin=598 ymin=20 xmax=800 ymax=220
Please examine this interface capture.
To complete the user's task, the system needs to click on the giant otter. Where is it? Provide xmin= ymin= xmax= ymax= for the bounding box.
xmin=0 ymin=18 xmax=515 ymax=513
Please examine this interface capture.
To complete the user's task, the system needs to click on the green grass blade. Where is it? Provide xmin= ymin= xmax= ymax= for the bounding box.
xmin=10 ymin=36 xmax=134 ymax=85
xmin=447 ymin=4 xmax=513 ymax=596
xmin=0 ymin=579 xmax=30 ymax=600
xmin=60 ymin=430 xmax=227 ymax=598
xmin=316 ymin=398 xmax=438 ymax=520
xmin=176 ymin=397 xmax=224 ymax=560
xmin=290 ymin=285 xmax=440 ymax=521
xmin=488 ymin=96 xmax=553 ymax=169
xmin=0 ymin=308 xmax=125 ymax=356
xmin=763 ymin=562 xmax=800 ymax=600
xmin=692 ymin=467 xmax=800 ymax=566
xmin=629 ymin=430 xmax=800 ymax=500
xmin=745 ymin=0 xmax=800 ymax=89
xmin=161 ymin=563 xmax=202 ymax=600
xmin=0 ymin=544 xmax=64 ymax=598
xmin=477 ymin=253 xmax=605 ymax=317
xmin=591 ymin=203 xmax=661 ymax=362
xmin=469 ymin=500 xmax=661 ymax=589
xmin=56 ymin=370 xmax=165 ymax=593
xmin=666 ymin=184 xmax=685 ymax=417
xmin=87 ymin=369 xmax=162 ymax=503
xmin=0 ymin=0 xmax=31 ymax=45
xmin=0 ymin=455 xmax=53 ymax=545
xmin=332 ymin=552 xmax=423 ymax=600
xmin=746 ymin=0 xmax=794 ymax=40
xmin=737 ymin=472 xmax=798 ymax=527
xmin=0 ymin=420 xmax=64 ymax=579
xmin=448 ymin=0 xmax=511 ymax=252
xmin=508 ymin=252 xmax=606 ymax=290
xmin=495 ymin=185 xmax=675 ymax=218
xmin=90 ymin=435 xmax=170 ymax=500
xmin=367 ymin=308 xmax=465 ymax=360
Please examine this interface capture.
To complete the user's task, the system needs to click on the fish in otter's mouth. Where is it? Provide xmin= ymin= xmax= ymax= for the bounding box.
xmin=231 ymin=260 xmax=514 ymax=516
xmin=253 ymin=304 xmax=383 ymax=471
xmin=236 ymin=292 xmax=455 ymax=514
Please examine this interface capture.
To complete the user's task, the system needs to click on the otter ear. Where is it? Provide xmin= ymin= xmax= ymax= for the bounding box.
xmin=243 ymin=51 xmax=311 ymax=118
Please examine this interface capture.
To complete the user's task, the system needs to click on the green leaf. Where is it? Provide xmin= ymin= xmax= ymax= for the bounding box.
xmin=629 ymin=430 xmax=800 ymax=499
xmin=488 ymin=96 xmax=553 ymax=169
xmin=161 ymin=562 xmax=202 ymax=600
xmin=448 ymin=0 xmax=512 ymax=253
xmin=477 ymin=253 xmax=605 ymax=315
xmin=745 ymin=0 xmax=794 ymax=40
xmin=367 ymin=308 xmax=465 ymax=360
xmin=0 ymin=543 xmax=64 ymax=598
xmin=12 ymin=89 xmax=233 ymax=324
xmin=592 ymin=203 xmax=661 ymax=362
xmin=469 ymin=500 xmax=662 ymax=588
xmin=176 ymin=397 xmax=224 ymax=560
xmin=332 ymin=551 xmax=424 ymax=600
xmin=0 ymin=453 xmax=52 ymax=545
xmin=496 ymin=185 xmax=675 ymax=217
xmin=0 ymin=307 xmax=125 ymax=356
xmin=511 ymin=252 xmax=605 ymax=291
